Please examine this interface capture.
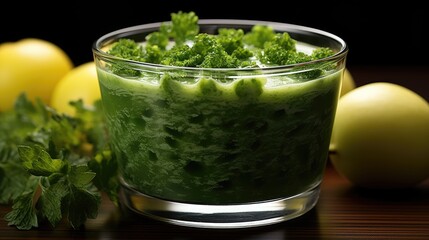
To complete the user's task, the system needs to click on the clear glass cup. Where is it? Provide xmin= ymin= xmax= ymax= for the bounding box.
xmin=92 ymin=19 xmax=348 ymax=229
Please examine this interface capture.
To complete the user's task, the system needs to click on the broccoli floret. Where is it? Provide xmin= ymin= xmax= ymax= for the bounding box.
xmin=243 ymin=25 xmax=276 ymax=48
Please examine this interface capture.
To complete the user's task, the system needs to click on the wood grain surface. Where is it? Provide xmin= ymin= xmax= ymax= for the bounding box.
xmin=1 ymin=165 xmax=428 ymax=240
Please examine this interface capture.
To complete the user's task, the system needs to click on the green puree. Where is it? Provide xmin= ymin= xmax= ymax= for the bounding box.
xmin=99 ymin=70 xmax=340 ymax=204
xmin=98 ymin=11 xmax=342 ymax=204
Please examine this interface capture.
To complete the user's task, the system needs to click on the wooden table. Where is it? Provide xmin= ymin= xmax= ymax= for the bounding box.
xmin=1 ymin=164 xmax=428 ymax=240
xmin=1 ymin=66 xmax=429 ymax=239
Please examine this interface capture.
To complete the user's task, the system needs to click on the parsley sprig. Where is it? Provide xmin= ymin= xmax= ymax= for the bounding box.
xmin=0 ymin=94 xmax=118 ymax=230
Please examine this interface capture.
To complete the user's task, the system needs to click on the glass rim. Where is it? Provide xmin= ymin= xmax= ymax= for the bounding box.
xmin=92 ymin=19 xmax=348 ymax=72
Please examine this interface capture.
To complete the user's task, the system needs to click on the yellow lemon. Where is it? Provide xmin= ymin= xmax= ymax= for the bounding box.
xmin=330 ymin=82 xmax=429 ymax=188
xmin=51 ymin=62 xmax=101 ymax=116
xmin=0 ymin=38 xmax=73 ymax=111
xmin=340 ymin=68 xmax=356 ymax=97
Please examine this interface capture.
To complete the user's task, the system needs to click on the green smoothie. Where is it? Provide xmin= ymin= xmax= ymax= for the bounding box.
xmin=95 ymin=11 xmax=344 ymax=205
xmin=98 ymin=68 xmax=341 ymax=204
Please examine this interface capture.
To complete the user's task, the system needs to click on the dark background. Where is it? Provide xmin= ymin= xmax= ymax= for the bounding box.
xmin=1 ymin=1 xmax=428 ymax=68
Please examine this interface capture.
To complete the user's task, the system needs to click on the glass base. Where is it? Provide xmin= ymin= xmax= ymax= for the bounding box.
xmin=119 ymin=181 xmax=321 ymax=229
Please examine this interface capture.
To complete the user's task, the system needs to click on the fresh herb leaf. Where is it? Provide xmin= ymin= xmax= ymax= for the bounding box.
xmin=106 ymin=11 xmax=334 ymax=71
xmin=66 ymin=186 xmax=101 ymax=229
xmin=4 ymin=179 xmax=39 ymax=230
xmin=19 ymin=145 xmax=66 ymax=176
xmin=170 ymin=11 xmax=199 ymax=45
xmin=39 ymin=179 xmax=68 ymax=227
xmin=0 ymin=162 xmax=30 ymax=204
xmin=69 ymin=165 xmax=96 ymax=188
xmin=88 ymin=150 xmax=119 ymax=205
xmin=0 ymin=94 xmax=118 ymax=230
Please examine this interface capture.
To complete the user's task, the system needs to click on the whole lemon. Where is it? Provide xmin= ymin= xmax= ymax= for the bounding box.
xmin=340 ymin=68 xmax=356 ymax=97
xmin=330 ymin=82 xmax=429 ymax=188
xmin=0 ymin=38 xmax=73 ymax=111
xmin=51 ymin=62 xmax=101 ymax=116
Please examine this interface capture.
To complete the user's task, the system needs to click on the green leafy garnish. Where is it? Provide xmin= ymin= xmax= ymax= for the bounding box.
xmin=106 ymin=11 xmax=336 ymax=79
xmin=170 ymin=11 xmax=200 ymax=45
xmin=242 ymin=25 xmax=276 ymax=48
xmin=0 ymin=94 xmax=118 ymax=230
